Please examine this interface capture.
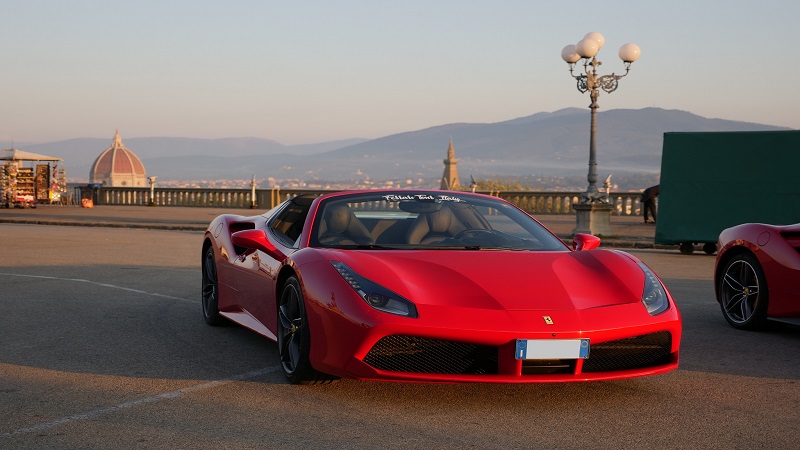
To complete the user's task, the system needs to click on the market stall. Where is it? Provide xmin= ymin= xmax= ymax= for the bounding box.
xmin=1 ymin=148 xmax=66 ymax=208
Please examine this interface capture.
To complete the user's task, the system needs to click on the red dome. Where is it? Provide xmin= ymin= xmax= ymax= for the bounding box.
xmin=90 ymin=130 xmax=147 ymax=187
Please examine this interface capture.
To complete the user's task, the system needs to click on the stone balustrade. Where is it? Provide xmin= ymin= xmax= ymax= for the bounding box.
xmin=79 ymin=186 xmax=646 ymax=216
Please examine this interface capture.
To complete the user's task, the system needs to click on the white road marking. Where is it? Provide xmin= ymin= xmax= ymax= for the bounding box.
xmin=1 ymin=271 xmax=282 ymax=438
xmin=1 ymin=367 xmax=280 ymax=437
xmin=0 ymin=272 xmax=192 ymax=302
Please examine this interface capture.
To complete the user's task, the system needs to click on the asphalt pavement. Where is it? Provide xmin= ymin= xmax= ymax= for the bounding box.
xmin=2 ymin=211 xmax=797 ymax=449
xmin=0 ymin=203 xmax=665 ymax=248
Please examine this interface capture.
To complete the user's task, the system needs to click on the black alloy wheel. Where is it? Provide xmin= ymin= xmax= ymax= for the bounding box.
xmin=277 ymin=276 xmax=336 ymax=384
xmin=202 ymin=246 xmax=224 ymax=325
xmin=718 ymin=253 xmax=769 ymax=330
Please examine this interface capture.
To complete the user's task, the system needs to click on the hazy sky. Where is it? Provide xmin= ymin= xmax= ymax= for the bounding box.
xmin=2 ymin=0 xmax=798 ymax=145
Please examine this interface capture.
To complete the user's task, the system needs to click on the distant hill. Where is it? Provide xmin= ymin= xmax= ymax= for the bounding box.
xmin=19 ymin=108 xmax=787 ymax=182
xmin=22 ymin=136 xmax=368 ymax=182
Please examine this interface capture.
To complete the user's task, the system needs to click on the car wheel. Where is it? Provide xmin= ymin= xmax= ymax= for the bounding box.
xmin=277 ymin=276 xmax=337 ymax=384
xmin=718 ymin=253 xmax=768 ymax=330
xmin=679 ymin=243 xmax=694 ymax=254
xmin=201 ymin=246 xmax=224 ymax=325
xmin=703 ymin=243 xmax=717 ymax=255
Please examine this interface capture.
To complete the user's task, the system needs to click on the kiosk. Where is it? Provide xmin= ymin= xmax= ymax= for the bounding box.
xmin=1 ymin=148 xmax=66 ymax=208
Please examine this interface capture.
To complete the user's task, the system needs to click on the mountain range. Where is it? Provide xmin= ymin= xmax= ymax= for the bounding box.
xmin=19 ymin=107 xmax=788 ymax=183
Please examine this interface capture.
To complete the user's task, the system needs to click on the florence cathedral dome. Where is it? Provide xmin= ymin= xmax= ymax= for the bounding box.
xmin=89 ymin=130 xmax=147 ymax=187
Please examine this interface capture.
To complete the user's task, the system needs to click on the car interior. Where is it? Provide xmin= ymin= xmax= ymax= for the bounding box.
xmin=265 ymin=194 xmax=563 ymax=250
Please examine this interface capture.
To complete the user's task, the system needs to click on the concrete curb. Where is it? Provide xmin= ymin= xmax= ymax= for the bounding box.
xmin=0 ymin=218 xmax=207 ymax=231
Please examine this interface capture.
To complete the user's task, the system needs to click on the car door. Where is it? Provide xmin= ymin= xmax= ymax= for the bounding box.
xmin=232 ymin=197 xmax=312 ymax=335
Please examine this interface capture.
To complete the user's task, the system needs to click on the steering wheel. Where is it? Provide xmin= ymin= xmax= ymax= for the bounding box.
xmin=451 ymin=229 xmax=498 ymax=245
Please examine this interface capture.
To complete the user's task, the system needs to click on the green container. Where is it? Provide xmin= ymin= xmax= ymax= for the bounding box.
xmin=655 ymin=130 xmax=800 ymax=251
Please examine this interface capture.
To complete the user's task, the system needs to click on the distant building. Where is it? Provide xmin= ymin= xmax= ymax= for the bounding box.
xmin=90 ymin=130 xmax=147 ymax=187
xmin=439 ymin=137 xmax=462 ymax=190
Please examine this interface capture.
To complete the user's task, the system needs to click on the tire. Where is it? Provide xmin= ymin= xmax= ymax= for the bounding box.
xmin=703 ymin=243 xmax=717 ymax=255
xmin=201 ymin=246 xmax=224 ymax=326
xmin=277 ymin=276 xmax=337 ymax=384
xmin=718 ymin=253 xmax=768 ymax=330
xmin=679 ymin=243 xmax=694 ymax=254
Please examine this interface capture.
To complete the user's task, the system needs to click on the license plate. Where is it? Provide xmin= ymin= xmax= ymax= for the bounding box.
xmin=515 ymin=339 xmax=590 ymax=360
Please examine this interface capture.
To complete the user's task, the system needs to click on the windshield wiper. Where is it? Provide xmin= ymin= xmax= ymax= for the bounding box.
xmin=411 ymin=245 xmax=485 ymax=250
xmin=353 ymin=244 xmax=404 ymax=250
xmin=456 ymin=245 xmax=530 ymax=251
xmin=323 ymin=244 xmax=404 ymax=250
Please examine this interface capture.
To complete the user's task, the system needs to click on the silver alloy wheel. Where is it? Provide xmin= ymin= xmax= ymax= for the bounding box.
xmin=719 ymin=254 xmax=768 ymax=329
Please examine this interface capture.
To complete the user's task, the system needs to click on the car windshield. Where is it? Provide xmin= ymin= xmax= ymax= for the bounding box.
xmin=310 ymin=192 xmax=567 ymax=251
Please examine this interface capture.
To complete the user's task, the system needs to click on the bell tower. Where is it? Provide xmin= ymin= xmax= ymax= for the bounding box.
xmin=440 ymin=137 xmax=461 ymax=190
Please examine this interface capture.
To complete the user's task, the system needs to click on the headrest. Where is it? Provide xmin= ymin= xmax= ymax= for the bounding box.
xmin=325 ymin=205 xmax=352 ymax=234
xmin=427 ymin=207 xmax=454 ymax=233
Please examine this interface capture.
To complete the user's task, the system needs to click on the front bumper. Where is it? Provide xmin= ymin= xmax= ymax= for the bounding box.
xmin=309 ymin=301 xmax=682 ymax=383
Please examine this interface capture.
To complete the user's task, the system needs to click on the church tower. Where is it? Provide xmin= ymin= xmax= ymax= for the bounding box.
xmin=440 ymin=137 xmax=462 ymax=190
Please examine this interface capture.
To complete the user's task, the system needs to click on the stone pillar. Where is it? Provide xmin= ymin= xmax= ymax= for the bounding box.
xmin=572 ymin=203 xmax=615 ymax=237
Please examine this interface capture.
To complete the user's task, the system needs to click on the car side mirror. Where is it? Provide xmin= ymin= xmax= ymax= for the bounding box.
xmin=572 ymin=233 xmax=601 ymax=251
xmin=231 ymin=229 xmax=287 ymax=261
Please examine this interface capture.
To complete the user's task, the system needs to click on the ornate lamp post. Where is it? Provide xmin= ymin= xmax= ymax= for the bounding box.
xmin=561 ymin=32 xmax=640 ymax=236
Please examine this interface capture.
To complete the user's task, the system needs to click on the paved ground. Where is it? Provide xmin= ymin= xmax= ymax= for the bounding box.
xmin=1 ymin=222 xmax=797 ymax=449
xmin=0 ymin=204 xmax=665 ymax=249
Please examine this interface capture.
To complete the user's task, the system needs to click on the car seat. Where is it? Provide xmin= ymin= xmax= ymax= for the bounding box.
xmin=405 ymin=206 xmax=465 ymax=244
xmin=318 ymin=204 xmax=373 ymax=245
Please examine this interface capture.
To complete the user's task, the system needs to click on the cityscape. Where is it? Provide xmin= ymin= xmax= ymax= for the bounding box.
xmin=10 ymin=106 xmax=781 ymax=199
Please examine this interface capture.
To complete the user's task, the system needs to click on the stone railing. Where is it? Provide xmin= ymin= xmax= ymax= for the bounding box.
xmin=78 ymin=186 xmax=645 ymax=216
xmin=487 ymin=191 xmax=643 ymax=216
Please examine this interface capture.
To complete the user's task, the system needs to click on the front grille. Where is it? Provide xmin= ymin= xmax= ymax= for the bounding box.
xmin=582 ymin=331 xmax=672 ymax=373
xmin=364 ymin=335 xmax=498 ymax=375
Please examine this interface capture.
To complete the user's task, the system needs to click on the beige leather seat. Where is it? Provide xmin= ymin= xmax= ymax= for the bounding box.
xmin=405 ymin=206 xmax=464 ymax=244
xmin=318 ymin=205 xmax=373 ymax=245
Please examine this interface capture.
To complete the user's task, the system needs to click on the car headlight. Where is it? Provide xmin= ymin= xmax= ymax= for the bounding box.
xmin=330 ymin=261 xmax=418 ymax=318
xmin=638 ymin=262 xmax=669 ymax=315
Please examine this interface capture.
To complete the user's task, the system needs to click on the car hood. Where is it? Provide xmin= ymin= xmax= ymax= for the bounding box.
xmin=333 ymin=249 xmax=646 ymax=312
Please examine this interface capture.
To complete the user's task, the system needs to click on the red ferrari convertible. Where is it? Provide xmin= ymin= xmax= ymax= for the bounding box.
xmin=201 ymin=190 xmax=681 ymax=384
xmin=715 ymin=223 xmax=800 ymax=330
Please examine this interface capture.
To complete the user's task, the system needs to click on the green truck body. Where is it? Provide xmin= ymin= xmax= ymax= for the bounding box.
xmin=655 ymin=130 xmax=800 ymax=252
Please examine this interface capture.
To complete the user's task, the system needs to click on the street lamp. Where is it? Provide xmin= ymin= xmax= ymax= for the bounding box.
xmin=561 ymin=32 xmax=640 ymax=235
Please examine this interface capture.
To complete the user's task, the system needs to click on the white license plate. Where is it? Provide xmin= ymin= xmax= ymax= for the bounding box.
xmin=515 ymin=339 xmax=590 ymax=360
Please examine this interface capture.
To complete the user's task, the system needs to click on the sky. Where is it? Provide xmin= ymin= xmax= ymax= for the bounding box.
xmin=1 ymin=0 xmax=798 ymax=145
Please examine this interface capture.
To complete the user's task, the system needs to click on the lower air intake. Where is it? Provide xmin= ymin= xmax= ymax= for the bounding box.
xmin=582 ymin=331 xmax=672 ymax=373
xmin=364 ymin=335 xmax=498 ymax=375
